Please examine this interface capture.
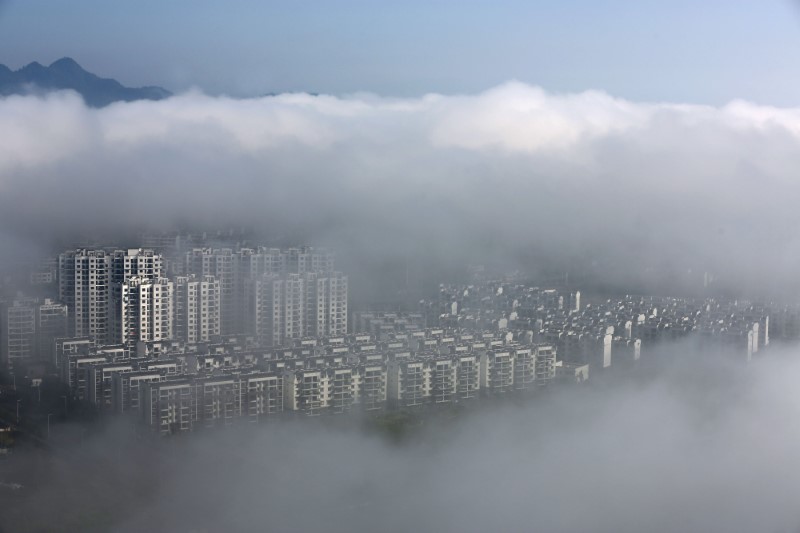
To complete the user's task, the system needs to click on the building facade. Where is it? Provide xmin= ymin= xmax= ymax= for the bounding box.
xmin=0 ymin=297 xmax=68 ymax=369
xmin=59 ymin=249 xmax=163 ymax=343
xmin=173 ymin=275 xmax=221 ymax=343
xmin=119 ymin=277 xmax=174 ymax=348
xmin=254 ymin=272 xmax=348 ymax=347
xmin=185 ymin=247 xmax=339 ymax=336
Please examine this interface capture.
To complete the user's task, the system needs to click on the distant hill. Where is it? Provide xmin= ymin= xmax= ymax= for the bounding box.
xmin=0 ymin=57 xmax=171 ymax=107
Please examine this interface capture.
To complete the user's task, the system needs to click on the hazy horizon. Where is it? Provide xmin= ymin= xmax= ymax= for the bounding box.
xmin=2 ymin=1 xmax=800 ymax=105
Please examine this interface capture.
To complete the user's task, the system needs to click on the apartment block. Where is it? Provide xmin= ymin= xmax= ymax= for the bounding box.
xmin=0 ymin=298 xmax=36 ymax=369
xmin=59 ymin=249 xmax=163 ymax=343
xmin=112 ymin=371 xmax=165 ymax=414
xmin=119 ymin=277 xmax=173 ymax=348
xmin=141 ymin=380 xmax=194 ymax=436
xmin=244 ymin=373 xmax=283 ymax=422
xmin=36 ymin=299 xmax=69 ymax=365
xmin=174 ymin=275 xmax=220 ymax=343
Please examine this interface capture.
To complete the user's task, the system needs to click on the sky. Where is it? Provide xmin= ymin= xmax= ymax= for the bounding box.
xmin=1 ymin=0 xmax=800 ymax=104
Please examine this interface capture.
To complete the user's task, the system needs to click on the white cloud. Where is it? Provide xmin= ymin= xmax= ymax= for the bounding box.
xmin=1 ymin=83 xmax=799 ymax=293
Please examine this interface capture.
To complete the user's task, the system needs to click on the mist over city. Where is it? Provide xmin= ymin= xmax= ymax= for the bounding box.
xmin=2 ymin=2 xmax=800 ymax=532
xmin=3 ymin=84 xmax=800 ymax=295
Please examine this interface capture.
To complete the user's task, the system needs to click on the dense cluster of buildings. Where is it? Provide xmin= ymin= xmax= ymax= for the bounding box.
xmin=1 ymin=246 xmax=347 ymax=370
xmin=55 ymin=329 xmax=564 ymax=435
xmin=0 ymin=238 xmax=787 ymax=438
xmin=427 ymin=283 xmax=772 ymax=365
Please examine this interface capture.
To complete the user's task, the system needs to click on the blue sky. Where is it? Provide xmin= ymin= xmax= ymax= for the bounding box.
xmin=1 ymin=0 xmax=799 ymax=104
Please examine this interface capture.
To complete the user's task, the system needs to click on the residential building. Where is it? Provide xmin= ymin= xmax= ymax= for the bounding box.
xmin=59 ymin=249 xmax=163 ymax=343
xmin=36 ymin=299 xmax=69 ymax=365
xmin=118 ymin=277 xmax=173 ymax=348
xmin=0 ymin=298 xmax=36 ymax=369
xmin=173 ymin=275 xmax=220 ymax=343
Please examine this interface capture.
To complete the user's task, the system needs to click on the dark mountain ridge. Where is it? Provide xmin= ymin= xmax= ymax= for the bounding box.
xmin=0 ymin=57 xmax=171 ymax=107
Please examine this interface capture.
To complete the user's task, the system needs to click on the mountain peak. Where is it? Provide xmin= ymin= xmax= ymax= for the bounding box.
xmin=49 ymin=57 xmax=83 ymax=72
xmin=0 ymin=58 xmax=171 ymax=107
xmin=21 ymin=61 xmax=45 ymax=72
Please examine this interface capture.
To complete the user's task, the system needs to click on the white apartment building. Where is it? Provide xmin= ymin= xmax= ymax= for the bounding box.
xmin=185 ymin=248 xmax=236 ymax=334
xmin=119 ymin=277 xmax=173 ymax=348
xmin=244 ymin=373 xmax=283 ymax=422
xmin=254 ymin=273 xmax=305 ymax=347
xmin=59 ymin=249 xmax=111 ymax=341
xmin=283 ymin=368 xmax=326 ymax=416
xmin=174 ymin=275 xmax=220 ymax=343
xmin=513 ymin=347 xmax=536 ymax=392
xmin=454 ymin=353 xmax=481 ymax=400
xmin=535 ymin=344 xmax=558 ymax=387
xmin=353 ymin=363 xmax=388 ymax=411
xmin=305 ymin=272 xmax=348 ymax=338
xmin=185 ymin=247 xmax=338 ymax=336
xmin=387 ymin=355 xmax=431 ymax=408
xmin=254 ymin=272 xmax=348 ymax=347
xmin=428 ymin=355 xmax=458 ymax=404
xmin=481 ymin=349 xmax=515 ymax=395
xmin=59 ymin=249 xmax=163 ymax=343
xmin=141 ymin=380 xmax=194 ymax=436
xmin=197 ymin=377 xmax=244 ymax=429
xmin=87 ymin=363 xmax=134 ymax=409
xmin=111 ymin=371 xmax=165 ymax=414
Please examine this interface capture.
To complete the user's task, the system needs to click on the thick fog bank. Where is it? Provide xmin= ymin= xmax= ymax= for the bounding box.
xmin=1 ymin=85 xmax=800 ymax=296
xmin=118 ymin=348 xmax=800 ymax=533
xmin=3 ymin=343 xmax=800 ymax=533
